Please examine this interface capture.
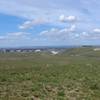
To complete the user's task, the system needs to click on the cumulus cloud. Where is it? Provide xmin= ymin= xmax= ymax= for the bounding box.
xmin=59 ymin=15 xmax=77 ymax=23
xmin=89 ymin=28 xmax=100 ymax=39
xmin=19 ymin=18 xmax=47 ymax=30
xmin=69 ymin=25 xmax=76 ymax=32
xmin=40 ymin=25 xmax=100 ymax=41
xmin=1 ymin=0 xmax=100 ymax=46
xmin=39 ymin=24 xmax=76 ymax=40
xmin=78 ymin=32 xmax=89 ymax=39
xmin=59 ymin=15 xmax=65 ymax=22
xmin=79 ymin=29 xmax=100 ymax=40
xmin=93 ymin=28 xmax=100 ymax=33
xmin=0 ymin=0 xmax=100 ymax=33
xmin=81 ymin=32 xmax=89 ymax=37
xmin=40 ymin=28 xmax=60 ymax=37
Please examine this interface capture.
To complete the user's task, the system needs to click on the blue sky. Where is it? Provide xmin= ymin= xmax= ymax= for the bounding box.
xmin=0 ymin=0 xmax=100 ymax=47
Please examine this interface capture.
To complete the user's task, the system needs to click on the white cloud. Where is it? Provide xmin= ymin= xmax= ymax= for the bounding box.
xmin=59 ymin=15 xmax=77 ymax=23
xmin=59 ymin=15 xmax=65 ymax=22
xmin=39 ymin=24 xmax=76 ymax=40
xmin=81 ymin=28 xmax=100 ymax=39
xmin=9 ymin=32 xmax=30 ymax=36
xmin=0 ymin=0 xmax=100 ymax=32
xmin=74 ymin=34 xmax=80 ymax=38
xmin=81 ymin=32 xmax=89 ymax=37
xmin=0 ymin=0 xmax=82 ymax=20
xmin=93 ymin=28 xmax=100 ymax=33
xmin=0 ymin=32 xmax=32 ymax=41
xmin=66 ymin=16 xmax=77 ymax=22
xmin=40 ymin=28 xmax=60 ymax=37
xmin=78 ymin=32 xmax=89 ymax=39
xmin=69 ymin=24 xmax=76 ymax=32
xmin=19 ymin=18 xmax=48 ymax=29
xmin=19 ymin=21 xmax=32 ymax=29
xmin=1 ymin=0 xmax=100 ymax=46
xmin=79 ymin=29 xmax=100 ymax=40
xmin=39 ymin=25 xmax=100 ymax=41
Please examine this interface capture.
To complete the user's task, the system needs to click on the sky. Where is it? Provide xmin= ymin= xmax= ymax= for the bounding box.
xmin=0 ymin=0 xmax=100 ymax=47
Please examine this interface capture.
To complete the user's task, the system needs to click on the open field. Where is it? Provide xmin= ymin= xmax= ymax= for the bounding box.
xmin=0 ymin=47 xmax=100 ymax=100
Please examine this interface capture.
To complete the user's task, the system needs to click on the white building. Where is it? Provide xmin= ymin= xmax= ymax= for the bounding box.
xmin=51 ymin=51 xmax=59 ymax=55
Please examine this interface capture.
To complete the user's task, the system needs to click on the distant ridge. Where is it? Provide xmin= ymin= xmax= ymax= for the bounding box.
xmin=0 ymin=45 xmax=81 ymax=49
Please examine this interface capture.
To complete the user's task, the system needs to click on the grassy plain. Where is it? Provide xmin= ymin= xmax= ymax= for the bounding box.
xmin=0 ymin=47 xmax=100 ymax=100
